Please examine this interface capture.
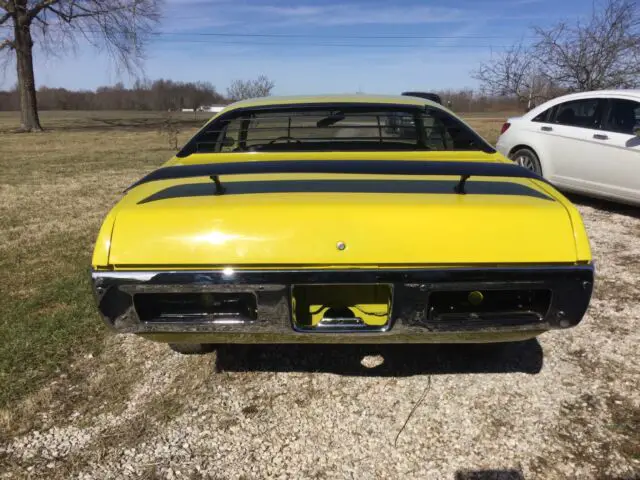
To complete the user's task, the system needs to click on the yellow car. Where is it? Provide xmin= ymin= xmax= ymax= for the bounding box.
xmin=91 ymin=94 xmax=594 ymax=354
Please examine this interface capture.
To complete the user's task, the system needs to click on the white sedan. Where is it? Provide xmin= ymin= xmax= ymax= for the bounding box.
xmin=496 ymin=90 xmax=640 ymax=206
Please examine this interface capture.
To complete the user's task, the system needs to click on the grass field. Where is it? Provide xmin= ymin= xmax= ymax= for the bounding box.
xmin=0 ymin=110 xmax=508 ymax=409
xmin=1 ymin=110 xmax=639 ymax=479
xmin=0 ymin=111 xmax=207 ymax=407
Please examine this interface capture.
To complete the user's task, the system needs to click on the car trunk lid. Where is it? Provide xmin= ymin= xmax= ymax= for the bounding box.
xmin=107 ymin=177 xmax=577 ymax=267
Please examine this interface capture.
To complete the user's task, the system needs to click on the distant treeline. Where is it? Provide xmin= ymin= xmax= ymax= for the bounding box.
xmin=0 ymin=81 xmax=524 ymax=113
xmin=434 ymin=89 xmax=523 ymax=113
xmin=0 ymin=79 xmax=227 ymax=112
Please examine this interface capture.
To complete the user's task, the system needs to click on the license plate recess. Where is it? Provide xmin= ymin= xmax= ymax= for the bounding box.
xmin=291 ymin=284 xmax=392 ymax=332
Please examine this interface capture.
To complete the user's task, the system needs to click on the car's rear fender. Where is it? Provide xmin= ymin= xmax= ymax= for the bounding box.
xmin=533 ymin=179 xmax=592 ymax=263
xmin=500 ymin=125 xmax=557 ymax=180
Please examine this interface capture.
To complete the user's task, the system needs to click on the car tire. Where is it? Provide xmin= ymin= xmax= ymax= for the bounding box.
xmin=168 ymin=343 xmax=218 ymax=355
xmin=510 ymin=148 xmax=542 ymax=176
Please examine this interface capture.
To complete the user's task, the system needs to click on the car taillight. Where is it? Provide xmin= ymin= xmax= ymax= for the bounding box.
xmin=500 ymin=122 xmax=511 ymax=134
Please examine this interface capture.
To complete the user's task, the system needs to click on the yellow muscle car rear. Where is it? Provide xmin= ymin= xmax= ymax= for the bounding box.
xmin=90 ymin=95 xmax=594 ymax=350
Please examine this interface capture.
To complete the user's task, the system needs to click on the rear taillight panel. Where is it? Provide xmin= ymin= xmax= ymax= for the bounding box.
xmin=500 ymin=122 xmax=511 ymax=134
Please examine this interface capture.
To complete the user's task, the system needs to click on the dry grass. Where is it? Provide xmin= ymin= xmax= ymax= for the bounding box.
xmin=0 ymin=111 xmax=206 ymax=409
xmin=0 ymin=110 xmax=210 ymax=134
xmin=463 ymin=113 xmax=509 ymax=144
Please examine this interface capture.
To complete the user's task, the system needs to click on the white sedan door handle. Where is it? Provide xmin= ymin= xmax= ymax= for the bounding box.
xmin=541 ymin=126 xmax=553 ymax=132
xmin=593 ymin=134 xmax=609 ymax=140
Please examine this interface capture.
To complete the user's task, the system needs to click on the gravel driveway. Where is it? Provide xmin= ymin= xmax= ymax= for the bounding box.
xmin=1 ymin=198 xmax=639 ymax=480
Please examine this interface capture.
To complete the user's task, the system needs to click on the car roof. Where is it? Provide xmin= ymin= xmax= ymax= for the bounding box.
xmin=549 ymin=89 xmax=640 ymax=101
xmin=225 ymin=94 xmax=440 ymax=110
xmin=524 ymin=89 xmax=640 ymax=118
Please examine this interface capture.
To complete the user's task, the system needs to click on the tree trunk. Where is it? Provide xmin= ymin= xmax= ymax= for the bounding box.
xmin=13 ymin=17 xmax=42 ymax=132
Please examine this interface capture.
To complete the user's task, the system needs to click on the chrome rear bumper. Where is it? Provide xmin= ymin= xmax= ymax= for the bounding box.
xmin=91 ymin=266 xmax=593 ymax=344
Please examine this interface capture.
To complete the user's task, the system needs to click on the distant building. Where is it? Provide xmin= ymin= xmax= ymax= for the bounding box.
xmin=199 ymin=104 xmax=226 ymax=113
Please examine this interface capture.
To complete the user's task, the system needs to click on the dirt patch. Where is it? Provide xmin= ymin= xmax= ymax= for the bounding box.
xmin=532 ymin=392 xmax=639 ymax=479
xmin=608 ymin=395 xmax=640 ymax=463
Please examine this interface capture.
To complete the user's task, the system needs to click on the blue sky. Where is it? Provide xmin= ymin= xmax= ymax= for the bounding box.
xmin=2 ymin=0 xmax=590 ymax=94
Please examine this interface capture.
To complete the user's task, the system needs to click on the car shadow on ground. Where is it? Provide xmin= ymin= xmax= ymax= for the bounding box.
xmin=214 ymin=339 xmax=543 ymax=377
xmin=455 ymin=470 xmax=525 ymax=480
xmin=565 ymin=192 xmax=640 ymax=219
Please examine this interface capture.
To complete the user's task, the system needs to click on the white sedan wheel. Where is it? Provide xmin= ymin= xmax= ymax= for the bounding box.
xmin=510 ymin=148 xmax=543 ymax=176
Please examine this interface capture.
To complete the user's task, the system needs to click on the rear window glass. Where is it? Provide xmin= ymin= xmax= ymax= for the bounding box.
xmin=231 ymin=111 xmax=417 ymax=147
xmin=179 ymin=105 xmax=492 ymax=156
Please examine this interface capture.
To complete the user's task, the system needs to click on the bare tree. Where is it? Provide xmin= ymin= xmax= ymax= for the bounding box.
xmin=0 ymin=1 xmax=162 ymax=131
xmin=533 ymin=0 xmax=640 ymax=91
xmin=473 ymin=0 xmax=639 ymax=105
xmin=226 ymin=74 xmax=275 ymax=101
xmin=473 ymin=41 xmax=545 ymax=106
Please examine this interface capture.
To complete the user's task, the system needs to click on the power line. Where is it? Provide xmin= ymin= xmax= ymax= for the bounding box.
xmin=0 ymin=23 xmax=532 ymax=48
xmin=149 ymin=38 xmax=518 ymax=48
xmin=0 ymin=23 xmax=531 ymax=40
xmin=147 ymin=31 xmax=532 ymax=40
xmin=0 ymin=29 xmax=523 ymax=48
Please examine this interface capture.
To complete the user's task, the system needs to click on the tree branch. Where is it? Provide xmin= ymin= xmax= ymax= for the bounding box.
xmin=45 ymin=5 xmax=93 ymax=23
xmin=0 ymin=38 xmax=14 ymax=51
xmin=0 ymin=1 xmax=13 ymax=12
xmin=27 ymin=0 xmax=62 ymax=21
xmin=43 ymin=0 xmax=139 ymax=23
xmin=0 ymin=12 xmax=12 ymax=25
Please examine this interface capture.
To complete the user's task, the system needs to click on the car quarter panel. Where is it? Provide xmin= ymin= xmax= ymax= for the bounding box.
xmin=503 ymin=119 xmax=558 ymax=179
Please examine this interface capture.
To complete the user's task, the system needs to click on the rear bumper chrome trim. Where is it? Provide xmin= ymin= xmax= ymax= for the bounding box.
xmin=91 ymin=265 xmax=594 ymax=343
